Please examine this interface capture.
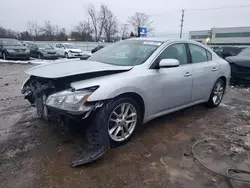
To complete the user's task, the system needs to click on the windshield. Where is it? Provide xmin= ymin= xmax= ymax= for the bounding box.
xmin=36 ymin=43 xmax=53 ymax=49
xmin=1 ymin=39 xmax=22 ymax=46
xmin=64 ymin=44 xmax=75 ymax=49
xmin=88 ymin=40 xmax=161 ymax=66
xmin=237 ymin=48 xmax=250 ymax=57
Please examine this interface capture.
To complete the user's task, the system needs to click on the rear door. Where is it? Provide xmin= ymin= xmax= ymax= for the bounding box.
xmin=54 ymin=43 xmax=63 ymax=56
xmin=153 ymin=43 xmax=193 ymax=112
xmin=188 ymin=44 xmax=220 ymax=102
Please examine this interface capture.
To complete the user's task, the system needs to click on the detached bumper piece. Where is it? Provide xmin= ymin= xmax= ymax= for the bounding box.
xmin=69 ymin=115 xmax=111 ymax=167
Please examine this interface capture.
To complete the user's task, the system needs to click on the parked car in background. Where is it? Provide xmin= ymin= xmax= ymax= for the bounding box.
xmin=0 ymin=38 xmax=30 ymax=60
xmin=226 ymin=48 xmax=250 ymax=86
xmin=26 ymin=43 xmax=59 ymax=60
xmin=212 ymin=46 xmax=243 ymax=59
xmin=21 ymin=38 xmax=230 ymax=164
xmin=54 ymin=43 xmax=84 ymax=58
xmin=91 ymin=45 xmax=104 ymax=54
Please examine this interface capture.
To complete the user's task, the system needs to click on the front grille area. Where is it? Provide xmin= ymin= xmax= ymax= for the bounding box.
xmin=14 ymin=49 xmax=26 ymax=53
xmin=47 ymin=52 xmax=56 ymax=54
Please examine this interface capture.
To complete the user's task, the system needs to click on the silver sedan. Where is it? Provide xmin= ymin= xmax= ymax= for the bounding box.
xmin=22 ymin=38 xmax=231 ymax=146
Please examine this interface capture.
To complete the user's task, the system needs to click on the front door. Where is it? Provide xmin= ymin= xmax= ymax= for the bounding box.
xmin=150 ymin=43 xmax=193 ymax=114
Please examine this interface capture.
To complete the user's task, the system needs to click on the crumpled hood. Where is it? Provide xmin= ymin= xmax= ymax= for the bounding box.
xmin=25 ymin=60 xmax=133 ymax=78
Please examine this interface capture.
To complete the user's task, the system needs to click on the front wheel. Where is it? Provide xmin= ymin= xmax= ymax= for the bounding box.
xmin=65 ymin=52 xmax=69 ymax=58
xmin=38 ymin=53 xmax=43 ymax=59
xmin=2 ymin=52 xmax=7 ymax=60
xmin=206 ymin=78 xmax=226 ymax=108
xmin=92 ymin=97 xmax=141 ymax=147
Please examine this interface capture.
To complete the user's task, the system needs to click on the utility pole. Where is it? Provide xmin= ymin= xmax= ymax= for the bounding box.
xmin=180 ymin=9 xmax=184 ymax=38
xmin=56 ymin=25 xmax=59 ymax=41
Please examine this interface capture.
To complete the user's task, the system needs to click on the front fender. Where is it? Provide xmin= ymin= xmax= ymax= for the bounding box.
xmin=87 ymin=84 xmax=146 ymax=102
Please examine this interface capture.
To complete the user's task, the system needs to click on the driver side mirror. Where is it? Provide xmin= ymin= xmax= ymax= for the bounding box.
xmin=159 ymin=59 xmax=179 ymax=68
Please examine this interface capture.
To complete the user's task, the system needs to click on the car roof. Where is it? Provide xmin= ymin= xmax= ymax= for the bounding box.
xmin=127 ymin=37 xmax=204 ymax=44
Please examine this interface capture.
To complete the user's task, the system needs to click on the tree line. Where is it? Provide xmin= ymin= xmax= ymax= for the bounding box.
xmin=0 ymin=4 xmax=153 ymax=42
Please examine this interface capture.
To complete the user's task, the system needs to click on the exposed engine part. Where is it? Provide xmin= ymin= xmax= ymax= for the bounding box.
xmin=22 ymin=76 xmax=110 ymax=167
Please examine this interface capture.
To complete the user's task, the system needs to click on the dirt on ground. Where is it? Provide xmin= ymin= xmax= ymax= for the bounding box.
xmin=0 ymin=63 xmax=250 ymax=188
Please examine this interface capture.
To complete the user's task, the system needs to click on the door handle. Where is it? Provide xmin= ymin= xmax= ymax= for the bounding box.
xmin=184 ymin=72 xmax=192 ymax=77
xmin=212 ymin=67 xmax=218 ymax=71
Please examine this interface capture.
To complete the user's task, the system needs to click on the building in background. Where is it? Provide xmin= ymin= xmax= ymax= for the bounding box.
xmin=189 ymin=30 xmax=211 ymax=43
xmin=189 ymin=26 xmax=250 ymax=45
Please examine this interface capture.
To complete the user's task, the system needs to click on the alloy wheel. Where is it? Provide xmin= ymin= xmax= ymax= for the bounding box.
xmin=212 ymin=81 xmax=224 ymax=105
xmin=3 ymin=52 xmax=6 ymax=60
xmin=38 ymin=54 xmax=42 ymax=59
xmin=108 ymin=103 xmax=137 ymax=142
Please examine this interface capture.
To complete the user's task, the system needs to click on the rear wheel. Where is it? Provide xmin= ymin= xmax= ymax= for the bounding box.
xmin=206 ymin=78 xmax=225 ymax=108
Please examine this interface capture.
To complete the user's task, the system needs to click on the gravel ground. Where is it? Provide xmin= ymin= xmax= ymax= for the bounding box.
xmin=0 ymin=63 xmax=250 ymax=188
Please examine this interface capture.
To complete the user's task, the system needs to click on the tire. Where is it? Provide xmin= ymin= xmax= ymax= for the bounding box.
xmin=206 ymin=78 xmax=226 ymax=108
xmin=65 ymin=52 xmax=69 ymax=58
xmin=2 ymin=52 xmax=7 ymax=60
xmin=38 ymin=53 xmax=43 ymax=59
xmin=93 ymin=97 xmax=141 ymax=147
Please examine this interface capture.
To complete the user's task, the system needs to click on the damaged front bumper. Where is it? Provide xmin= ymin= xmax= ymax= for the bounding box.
xmin=21 ymin=76 xmax=110 ymax=167
xmin=21 ymin=77 xmax=102 ymax=120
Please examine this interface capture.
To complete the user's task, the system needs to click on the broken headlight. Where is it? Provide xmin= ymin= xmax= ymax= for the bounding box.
xmin=46 ymin=89 xmax=95 ymax=112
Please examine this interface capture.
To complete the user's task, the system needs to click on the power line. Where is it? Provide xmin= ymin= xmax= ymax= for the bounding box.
xmin=186 ymin=4 xmax=250 ymax=12
xmin=150 ymin=4 xmax=250 ymax=16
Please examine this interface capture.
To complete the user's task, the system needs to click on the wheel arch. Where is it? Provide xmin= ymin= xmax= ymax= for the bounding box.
xmin=218 ymin=76 xmax=227 ymax=86
xmin=114 ymin=92 xmax=145 ymax=120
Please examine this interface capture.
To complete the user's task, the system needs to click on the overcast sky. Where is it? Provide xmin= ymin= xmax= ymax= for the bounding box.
xmin=1 ymin=0 xmax=250 ymax=38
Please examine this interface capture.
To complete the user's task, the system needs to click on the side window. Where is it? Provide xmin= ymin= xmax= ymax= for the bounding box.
xmin=55 ymin=44 xmax=60 ymax=48
xmin=206 ymin=51 xmax=212 ymax=61
xmin=189 ymin=44 xmax=208 ymax=63
xmin=157 ymin=43 xmax=188 ymax=65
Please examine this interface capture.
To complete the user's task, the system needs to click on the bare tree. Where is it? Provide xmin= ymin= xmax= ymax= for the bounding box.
xmin=101 ymin=5 xmax=118 ymax=42
xmin=128 ymin=12 xmax=153 ymax=34
xmin=40 ymin=20 xmax=56 ymax=40
xmin=87 ymin=4 xmax=106 ymax=42
xmin=120 ymin=23 xmax=129 ymax=39
xmin=74 ymin=21 xmax=93 ymax=41
xmin=27 ymin=21 xmax=40 ymax=39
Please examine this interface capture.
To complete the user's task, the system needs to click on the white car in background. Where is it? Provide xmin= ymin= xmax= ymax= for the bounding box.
xmin=54 ymin=43 xmax=84 ymax=58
